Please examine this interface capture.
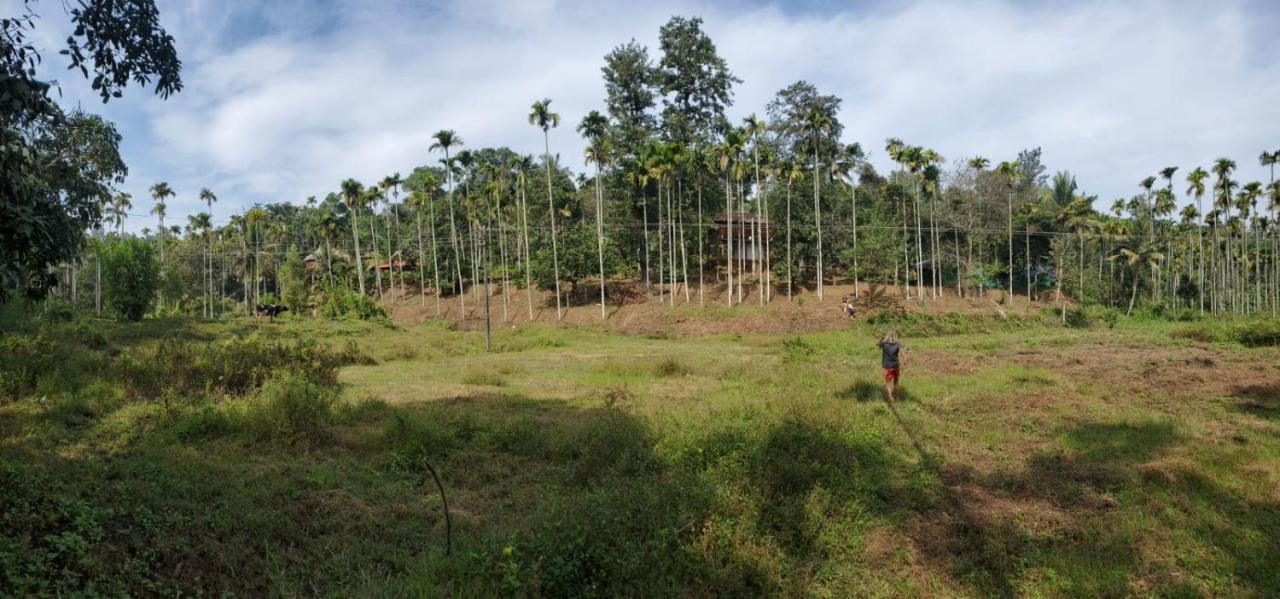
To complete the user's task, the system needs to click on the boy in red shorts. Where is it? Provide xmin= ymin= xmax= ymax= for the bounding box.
xmin=877 ymin=331 xmax=904 ymax=401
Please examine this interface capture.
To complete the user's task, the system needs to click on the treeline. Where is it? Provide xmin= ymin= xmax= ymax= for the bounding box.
xmin=24 ymin=16 xmax=1280 ymax=321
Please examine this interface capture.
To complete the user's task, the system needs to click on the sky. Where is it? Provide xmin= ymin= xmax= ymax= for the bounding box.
xmin=23 ymin=0 xmax=1280 ymax=231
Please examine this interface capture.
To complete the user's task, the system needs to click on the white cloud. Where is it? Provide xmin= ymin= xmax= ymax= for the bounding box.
xmin=56 ymin=0 xmax=1277 ymax=228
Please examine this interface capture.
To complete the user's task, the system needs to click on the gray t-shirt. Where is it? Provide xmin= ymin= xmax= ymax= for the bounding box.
xmin=878 ymin=341 xmax=901 ymax=369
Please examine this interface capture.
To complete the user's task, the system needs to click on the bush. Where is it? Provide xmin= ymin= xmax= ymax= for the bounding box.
xmin=118 ymin=335 xmax=370 ymax=400
xmin=319 ymin=286 xmax=387 ymax=321
xmin=39 ymin=298 xmax=77 ymax=323
xmin=242 ymin=371 xmax=335 ymax=441
xmin=100 ymin=237 xmax=159 ymax=321
xmin=1065 ymin=306 xmax=1121 ymax=329
xmin=1233 ymin=320 xmax=1280 ymax=347
xmin=72 ymin=321 xmax=107 ymax=349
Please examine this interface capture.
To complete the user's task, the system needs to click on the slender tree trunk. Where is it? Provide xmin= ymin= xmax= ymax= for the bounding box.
xmin=658 ymin=180 xmax=666 ymax=303
xmin=850 ymin=180 xmax=859 ymax=298
xmin=813 ymin=144 xmax=824 ymax=301
xmin=642 ymin=188 xmax=650 ymax=291
xmin=520 ymin=180 xmax=532 ymax=321
xmin=697 ymin=184 xmax=705 ymax=308
xmin=371 ymin=210 xmax=384 ymax=301
xmin=1007 ymin=189 xmax=1014 ymax=307
xmin=595 ymin=162 xmax=607 ymax=320
xmin=679 ymin=180 xmax=690 ymax=303
xmin=497 ymin=193 xmax=510 ymax=322
xmin=447 ymin=175 xmax=464 ymax=318
xmin=786 ymin=181 xmax=792 ymax=301
xmin=416 ymin=210 xmax=427 ymax=307
xmin=727 ymin=176 xmax=734 ymax=306
xmin=542 ymin=133 xmax=562 ymax=319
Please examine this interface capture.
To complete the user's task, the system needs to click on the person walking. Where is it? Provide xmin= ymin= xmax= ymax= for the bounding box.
xmin=877 ymin=330 xmax=904 ymax=401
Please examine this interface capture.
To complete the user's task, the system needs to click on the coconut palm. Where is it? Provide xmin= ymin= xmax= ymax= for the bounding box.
xmin=841 ymin=143 xmax=866 ymax=297
xmin=529 ymin=99 xmax=563 ymax=319
xmin=578 ymin=110 xmax=610 ymax=320
xmin=1111 ymin=242 xmax=1164 ymax=315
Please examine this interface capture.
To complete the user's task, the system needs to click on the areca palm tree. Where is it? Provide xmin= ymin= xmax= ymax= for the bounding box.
xmin=743 ymin=114 xmax=767 ymax=305
xmin=339 ymin=179 xmax=366 ymax=295
xmin=842 ymin=143 xmax=866 ymax=297
xmin=1186 ymin=167 xmax=1209 ymax=313
xmin=515 ymin=155 xmax=535 ymax=320
xmin=1212 ymin=158 xmax=1237 ymax=312
xmin=381 ymin=173 xmax=405 ymax=294
xmin=529 ymin=98 xmax=563 ymax=319
xmin=578 ymin=110 xmax=610 ymax=320
xmin=782 ymin=158 xmax=802 ymax=300
xmin=996 ymin=160 xmax=1021 ymax=306
xmin=430 ymin=130 xmax=466 ymax=316
xmin=966 ymin=156 xmax=990 ymax=296
xmin=199 ymin=187 xmax=218 ymax=317
xmin=149 ymin=182 xmax=174 ymax=310
xmin=804 ymin=108 xmax=832 ymax=301
xmin=188 ymin=212 xmax=213 ymax=317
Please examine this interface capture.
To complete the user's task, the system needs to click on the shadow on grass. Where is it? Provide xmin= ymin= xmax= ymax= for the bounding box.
xmin=836 ymin=378 xmax=913 ymax=402
xmin=1232 ymin=382 xmax=1279 ymax=420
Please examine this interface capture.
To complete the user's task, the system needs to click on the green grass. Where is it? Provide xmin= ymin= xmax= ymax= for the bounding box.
xmin=2 ymin=312 xmax=1278 ymax=596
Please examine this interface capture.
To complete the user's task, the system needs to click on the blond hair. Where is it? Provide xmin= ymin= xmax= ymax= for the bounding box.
xmin=880 ymin=330 xmax=899 ymax=344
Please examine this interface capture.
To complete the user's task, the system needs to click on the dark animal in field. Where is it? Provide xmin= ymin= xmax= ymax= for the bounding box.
xmin=255 ymin=304 xmax=289 ymax=321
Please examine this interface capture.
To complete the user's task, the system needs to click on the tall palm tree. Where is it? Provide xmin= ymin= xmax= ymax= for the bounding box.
xmin=188 ymin=212 xmax=213 ymax=317
xmin=340 ymin=179 xmax=366 ymax=295
xmin=430 ymin=130 xmax=466 ymax=316
xmin=1186 ymin=167 xmax=1209 ymax=313
xmin=1240 ymin=181 xmax=1263 ymax=310
xmin=149 ymin=182 xmax=173 ymax=310
xmin=199 ymin=188 xmax=218 ymax=317
xmin=1212 ymin=158 xmax=1237 ymax=312
xmin=515 ymin=155 xmax=535 ymax=320
xmin=407 ymin=190 xmax=431 ymax=309
xmin=529 ymin=99 xmax=563 ymax=319
xmin=381 ymin=173 xmax=406 ymax=295
xmin=841 ymin=143 xmax=866 ymax=298
xmin=805 ymin=108 xmax=832 ymax=301
xmin=743 ymin=114 xmax=767 ymax=305
xmin=967 ymin=157 xmax=990 ymax=296
xmin=782 ymin=158 xmax=802 ymax=301
xmin=996 ymin=161 xmax=1021 ymax=306
xmin=578 ymin=110 xmax=610 ymax=320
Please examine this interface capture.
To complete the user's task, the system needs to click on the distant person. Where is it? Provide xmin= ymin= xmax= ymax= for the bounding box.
xmin=877 ymin=330 xmax=904 ymax=401
xmin=839 ymin=295 xmax=857 ymax=319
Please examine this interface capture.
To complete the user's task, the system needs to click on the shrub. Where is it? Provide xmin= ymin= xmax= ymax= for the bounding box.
xmin=654 ymin=356 xmax=690 ymax=377
xmin=72 ymin=321 xmax=107 ymax=349
xmin=1233 ymin=320 xmax=1280 ymax=347
xmin=242 ymin=371 xmax=335 ymax=441
xmin=319 ymin=286 xmax=387 ymax=321
xmin=118 ymin=335 xmax=370 ymax=400
xmin=39 ymin=298 xmax=77 ymax=323
xmin=100 ymin=237 xmax=160 ymax=321
xmin=781 ymin=337 xmax=815 ymax=363
xmin=1065 ymin=306 xmax=1121 ymax=329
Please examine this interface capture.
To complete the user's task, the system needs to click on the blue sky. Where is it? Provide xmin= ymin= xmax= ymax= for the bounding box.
xmin=25 ymin=0 xmax=1280 ymax=231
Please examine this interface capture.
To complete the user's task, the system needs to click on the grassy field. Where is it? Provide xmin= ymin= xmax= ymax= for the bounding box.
xmin=2 ymin=309 xmax=1278 ymax=596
